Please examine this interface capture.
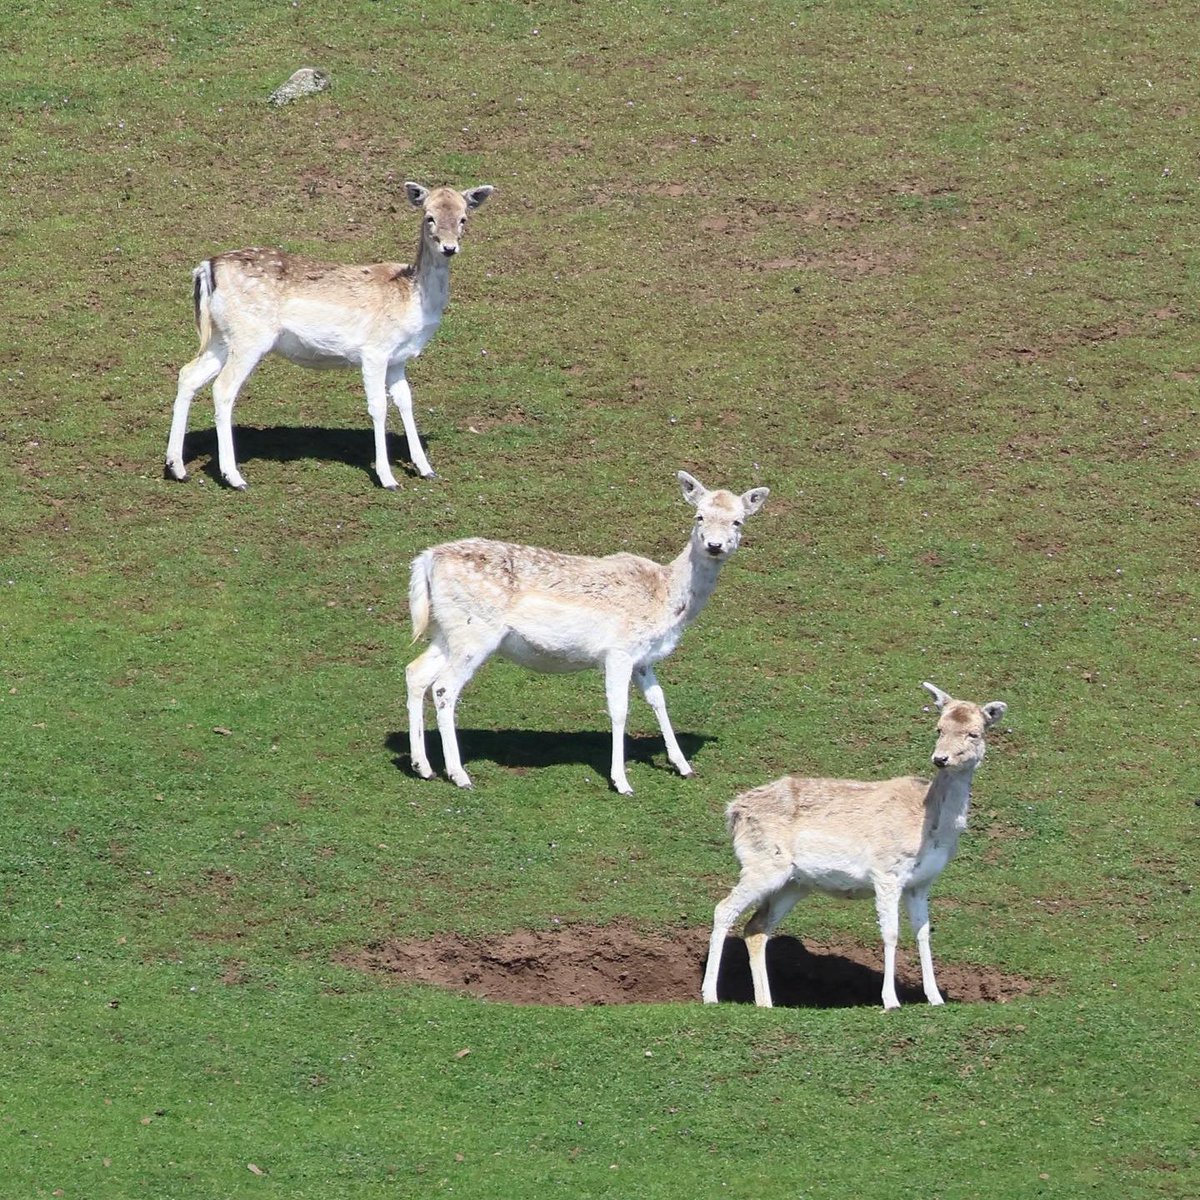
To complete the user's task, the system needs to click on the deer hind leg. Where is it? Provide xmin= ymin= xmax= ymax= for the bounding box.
xmin=744 ymin=880 xmax=806 ymax=1008
xmin=904 ymin=887 xmax=944 ymax=1006
xmin=427 ymin=629 xmax=503 ymax=789
xmin=406 ymin=640 xmax=448 ymax=780
xmin=633 ymin=664 xmax=693 ymax=778
xmin=210 ymin=350 xmax=263 ymax=490
xmin=166 ymin=343 xmax=226 ymax=481
xmin=703 ymin=878 xmax=762 ymax=1004
xmin=702 ymin=867 xmax=793 ymax=1005
xmin=385 ymin=363 xmax=435 ymax=481
xmin=873 ymin=877 xmax=904 ymax=1010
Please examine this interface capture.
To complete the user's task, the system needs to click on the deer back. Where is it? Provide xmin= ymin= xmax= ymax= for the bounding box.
xmin=210 ymin=251 xmax=422 ymax=332
xmin=728 ymin=773 xmax=934 ymax=890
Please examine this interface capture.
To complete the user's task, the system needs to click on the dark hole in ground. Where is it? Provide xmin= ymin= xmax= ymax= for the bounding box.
xmin=338 ymin=923 xmax=1037 ymax=1008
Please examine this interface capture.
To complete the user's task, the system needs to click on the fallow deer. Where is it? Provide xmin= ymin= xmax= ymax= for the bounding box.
xmin=405 ymin=471 xmax=770 ymax=795
xmin=702 ymin=683 xmax=1008 ymax=1009
xmin=164 ymin=182 xmax=494 ymax=489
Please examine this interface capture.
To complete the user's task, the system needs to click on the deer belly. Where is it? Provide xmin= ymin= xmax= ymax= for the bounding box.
xmin=274 ymin=330 xmax=360 ymax=369
xmin=497 ymin=632 xmax=594 ymax=674
xmin=790 ymin=847 xmax=875 ymax=898
xmin=796 ymin=867 xmax=874 ymax=900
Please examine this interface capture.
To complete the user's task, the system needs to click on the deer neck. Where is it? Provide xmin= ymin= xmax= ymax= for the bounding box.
xmin=923 ymin=766 xmax=975 ymax=841
xmin=411 ymin=234 xmax=452 ymax=316
xmin=665 ymin=539 xmax=725 ymax=630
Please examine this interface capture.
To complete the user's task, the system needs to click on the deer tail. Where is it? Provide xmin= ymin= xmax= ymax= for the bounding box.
xmin=408 ymin=550 xmax=434 ymax=643
xmin=725 ymin=798 xmax=747 ymax=840
xmin=191 ymin=260 xmax=215 ymax=348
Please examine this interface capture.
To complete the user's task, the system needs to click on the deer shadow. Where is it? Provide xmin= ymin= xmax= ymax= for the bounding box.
xmin=385 ymin=727 xmax=716 ymax=785
xmin=704 ymin=935 xmax=929 ymax=1009
xmin=176 ymin=426 xmax=429 ymax=485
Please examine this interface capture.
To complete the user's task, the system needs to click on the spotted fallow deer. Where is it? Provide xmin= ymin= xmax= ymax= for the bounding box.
xmin=164 ymin=182 xmax=494 ymax=490
xmin=405 ymin=471 xmax=770 ymax=795
xmin=702 ymin=683 xmax=1008 ymax=1010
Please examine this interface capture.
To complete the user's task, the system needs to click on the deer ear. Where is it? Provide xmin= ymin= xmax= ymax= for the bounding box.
xmin=404 ymin=181 xmax=430 ymax=207
xmin=922 ymin=681 xmax=953 ymax=709
xmin=462 ymin=184 xmax=494 ymax=209
xmin=981 ymin=700 xmax=1008 ymax=727
xmin=677 ymin=470 xmax=708 ymax=507
xmin=740 ymin=486 xmax=769 ymax=515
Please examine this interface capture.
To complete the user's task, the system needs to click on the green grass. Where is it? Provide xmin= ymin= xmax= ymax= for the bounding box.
xmin=2 ymin=1 xmax=1198 ymax=1196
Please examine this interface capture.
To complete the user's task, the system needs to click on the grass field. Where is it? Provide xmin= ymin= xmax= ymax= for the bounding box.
xmin=2 ymin=1 xmax=1198 ymax=1196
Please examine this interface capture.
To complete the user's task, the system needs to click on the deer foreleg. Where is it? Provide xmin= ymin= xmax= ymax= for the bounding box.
xmin=386 ymin=364 xmax=435 ymax=480
xmin=905 ymin=888 xmax=944 ymax=1006
xmin=874 ymin=878 xmax=903 ymax=1010
xmin=633 ymin=664 xmax=692 ymax=777
xmin=603 ymin=654 xmax=635 ymax=795
xmin=364 ymin=359 xmax=400 ymax=489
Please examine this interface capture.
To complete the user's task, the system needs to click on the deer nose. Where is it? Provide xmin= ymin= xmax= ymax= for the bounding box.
xmin=932 ymin=752 xmax=950 ymax=769
xmin=705 ymin=541 xmax=725 ymax=555
xmin=441 ymin=243 xmax=458 ymax=257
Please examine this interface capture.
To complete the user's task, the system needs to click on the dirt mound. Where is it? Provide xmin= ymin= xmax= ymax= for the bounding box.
xmin=338 ymin=923 xmax=1036 ymax=1008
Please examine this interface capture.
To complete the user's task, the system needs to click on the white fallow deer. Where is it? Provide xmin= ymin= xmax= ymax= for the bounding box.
xmin=405 ymin=471 xmax=770 ymax=795
xmin=164 ymin=182 xmax=494 ymax=490
xmin=702 ymin=682 xmax=1008 ymax=1010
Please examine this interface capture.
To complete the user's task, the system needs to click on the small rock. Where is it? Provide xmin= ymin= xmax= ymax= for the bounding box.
xmin=268 ymin=68 xmax=331 ymax=107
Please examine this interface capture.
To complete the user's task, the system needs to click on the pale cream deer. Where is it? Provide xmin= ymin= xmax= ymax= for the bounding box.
xmin=164 ymin=182 xmax=494 ymax=490
xmin=702 ymin=683 xmax=1008 ymax=1010
xmin=406 ymin=471 xmax=770 ymax=795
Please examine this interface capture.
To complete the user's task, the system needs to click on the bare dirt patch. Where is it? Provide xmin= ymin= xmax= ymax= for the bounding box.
xmin=756 ymin=247 xmax=913 ymax=277
xmin=338 ymin=922 xmax=1036 ymax=1008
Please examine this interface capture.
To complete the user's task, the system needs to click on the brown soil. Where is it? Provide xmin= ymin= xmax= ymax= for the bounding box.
xmin=338 ymin=922 xmax=1036 ymax=1008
